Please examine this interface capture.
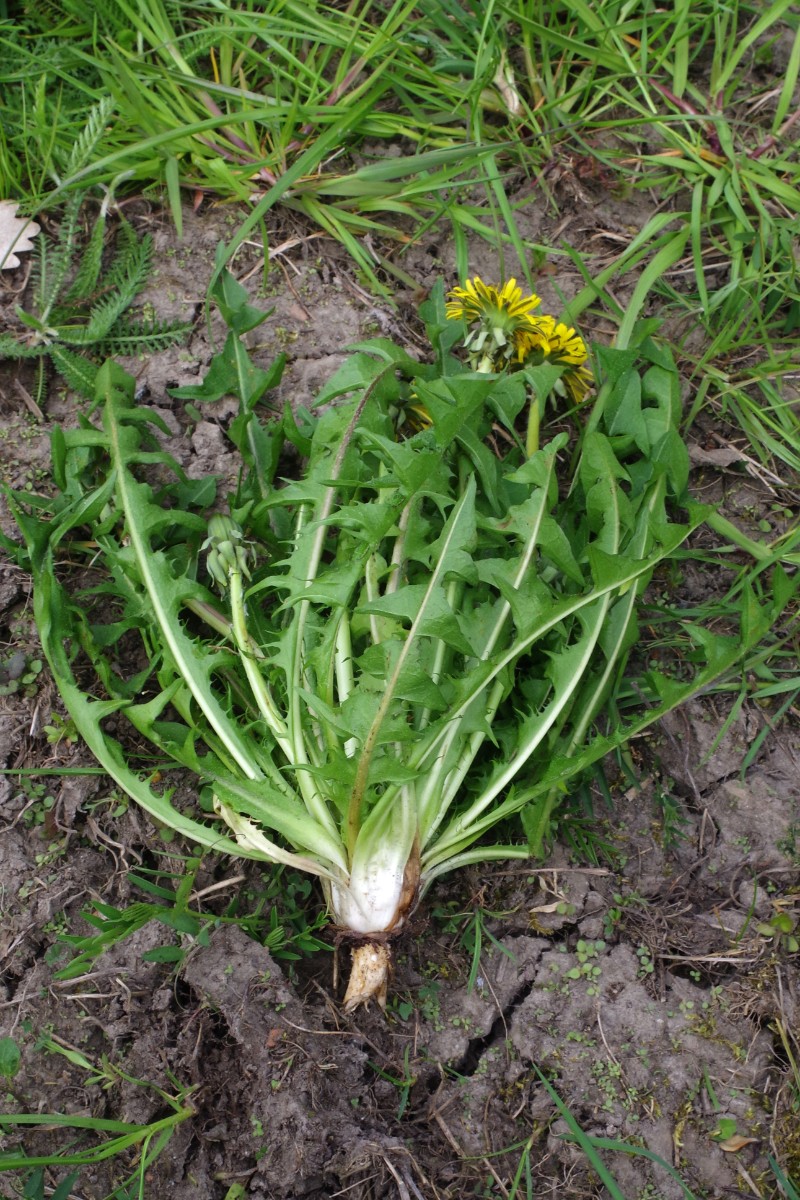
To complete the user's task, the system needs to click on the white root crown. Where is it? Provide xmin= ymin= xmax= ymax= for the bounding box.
xmin=338 ymin=841 xmax=420 ymax=1011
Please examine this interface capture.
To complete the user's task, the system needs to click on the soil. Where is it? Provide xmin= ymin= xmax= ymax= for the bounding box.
xmin=1 ymin=179 xmax=799 ymax=1200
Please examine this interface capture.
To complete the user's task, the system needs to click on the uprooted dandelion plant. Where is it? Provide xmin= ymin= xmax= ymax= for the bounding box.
xmin=11 ymin=275 xmax=780 ymax=1009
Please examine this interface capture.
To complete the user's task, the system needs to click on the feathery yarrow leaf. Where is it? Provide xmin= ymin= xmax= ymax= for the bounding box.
xmin=64 ymin=212 xmax=108 ymax=304
xmin=32 ymin=193 xmax=82 ymax=318
xmin=5 ymin=194 xmax=188 ymax=403
xmin=102 ymin=315 xmax=194 ymax=354
xmin=65 ymin=95 xmax=116 ymax=178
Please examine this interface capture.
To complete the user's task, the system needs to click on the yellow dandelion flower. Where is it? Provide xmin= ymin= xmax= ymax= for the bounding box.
xmin=543 ymin=321 xmax=588 ymax=367
xmin=561 ymin=364 xmax=594 ymax=405
xmin=442 ymin=275 xmax=593 ymax=409
xmin=445 ymin=276 xmax=542 ymax=368
xmin=445 ymin=276 xmax=542 ymax=323
xmin=516 ymin=316 xmax=593 ymax=403
xmin=405 ymin=399 xmax=433 ymax=432
xmin=513 ymin=315 xmax=556 ymax=362
xmin=516 ymin=317 xmax=588 ymax=367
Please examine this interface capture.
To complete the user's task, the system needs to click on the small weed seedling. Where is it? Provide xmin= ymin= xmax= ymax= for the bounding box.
xmin=566 ymin=939 xmax=606 ymax=996
xmin=0 ymin=194 xmax=191 ymax=407
xmin=53 ymin=856 xmax=329 ymax=980
xmin=756 ymin=904 xmax=800 ymax=954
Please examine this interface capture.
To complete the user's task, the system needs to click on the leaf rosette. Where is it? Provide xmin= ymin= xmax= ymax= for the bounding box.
xmin=10 ymin=280 xmax=777 ymax=1009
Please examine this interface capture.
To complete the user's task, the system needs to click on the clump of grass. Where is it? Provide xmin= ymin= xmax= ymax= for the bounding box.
xmin=0 ymin=1035 xmax=193 ymax=1195
xmin=0 ymin=0 xmax=536 ymax=294
xmin=4 ymin=0 xmax=795 ymax=311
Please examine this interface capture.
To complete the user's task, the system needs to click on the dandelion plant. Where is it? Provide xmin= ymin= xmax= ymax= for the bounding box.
xmin=11 ymin=275 xmax=779 ymax=1009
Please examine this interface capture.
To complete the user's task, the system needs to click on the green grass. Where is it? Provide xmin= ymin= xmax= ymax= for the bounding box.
xmin=0 ymin=1036 xmax=194 ymax=1198
xmin=464 ymin=1060 xmax=800 ymax=1200
xmin=524 ymin=1062 xmax=800 ymax=1200
xmin=48 ymin=853 xmax=330 ymax=980
xmin=3 ymin=0 xmax=798 ymax=312
xmin=1 ymin=0 xmax=537 ymax=293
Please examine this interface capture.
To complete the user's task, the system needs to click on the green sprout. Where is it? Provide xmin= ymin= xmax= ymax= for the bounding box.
xmin=756 ymin=907 xmax=799 ymax=954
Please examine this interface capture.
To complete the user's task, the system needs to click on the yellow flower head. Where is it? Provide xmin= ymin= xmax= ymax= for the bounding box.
xmin=446 ymin=276 xmax=542 ymax=323
xmin=561 ymin=364 xmax=594 ymax=405
xmin=512 ymin=316 xmax=554 ymax=362
xmin=404 ymin=398 xmax=433 ymax=432
xmin=544 ymin=320 xmax=588 ymax=367
xmin=444 ymin=276 xmax=593 ymax=404
xmin=446 ymin=276 xmax=542 ymax=365
xmin=516 ymin=316 xmax=588 ymax=367
xmin=516 ymin=315 xmax=593 ymax=403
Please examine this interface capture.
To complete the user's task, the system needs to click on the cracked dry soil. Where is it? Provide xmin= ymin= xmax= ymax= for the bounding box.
xmin=1 ymin=198 xmax=799 ymax=1199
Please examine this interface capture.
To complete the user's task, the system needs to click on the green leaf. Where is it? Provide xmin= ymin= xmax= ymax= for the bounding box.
xmin=0 ymin=1037 xmax=21 ymax=1080
xmin=170 ymin=331 xmax=274 ymax=407
xmin=359 ymin=584 xmax=473 ymax=654
xmin=64 ymin=211 xmax=107 ymax=303
xmin=141 ymin=945 xmax=186 ymax=964
xmin=605 ymin=367 xmax=646 ymax=449
xmin=712 ymin=1118 xmax=739 ymax=1141
xmin=164 ymin=155 xmax=183 ymax=239
xmin=313 ymin=352 xmax=391 ymax=407
xmin=210 ymin=267 xmax=273 ymax=335
xmin=49 ymin=344 xmax=98 ymax=399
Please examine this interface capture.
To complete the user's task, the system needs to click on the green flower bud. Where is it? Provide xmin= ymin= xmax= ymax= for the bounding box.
xmin=203 ymin=515 xmax=253 ymax=591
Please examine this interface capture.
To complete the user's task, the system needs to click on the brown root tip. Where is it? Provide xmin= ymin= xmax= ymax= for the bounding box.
xmin=342 ymin=942 xmax=391 ymax=1012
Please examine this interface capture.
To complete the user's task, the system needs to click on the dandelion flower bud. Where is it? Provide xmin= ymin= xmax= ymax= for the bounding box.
xmin=203 ymin=514 xmax=253 ymax=591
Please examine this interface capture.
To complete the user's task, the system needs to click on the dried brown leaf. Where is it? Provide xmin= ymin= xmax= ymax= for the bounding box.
xmin=719 ymin=1134 xmax=759 ymax=1153
xmin=0 ymin=201 xmax=40 ymax=270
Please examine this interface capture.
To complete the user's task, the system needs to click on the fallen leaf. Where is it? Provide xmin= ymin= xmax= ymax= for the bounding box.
xmin=718 ymin=1134 xmax=759 ymax=1153
xmin=688 ymin=444 xmax=743 ymax=467
xmin=0 ymin=201 xmax=40 ymax=270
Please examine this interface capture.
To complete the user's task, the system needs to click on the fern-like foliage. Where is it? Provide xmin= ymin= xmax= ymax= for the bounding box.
xmin=48 ymin=345 xmax=102 ymax=397
xmin=32 ymin=194 xmax=83 ymax=322
xmin=7 ymin=194 xmax=192 ymax=404
xmin=64 ymin=96 xmax=116 ymax=180
xmin=102 ymin=316 xmax=194 ymax=356
xmin=63 ymin=214 xmax=107 ymax=304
